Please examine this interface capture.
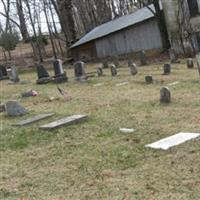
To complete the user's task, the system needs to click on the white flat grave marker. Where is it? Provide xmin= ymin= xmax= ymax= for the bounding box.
xmin=168 ymin=81 xmax=179 ymax=86
xmin=93 ymin=83 xmax=104 ymax=87
xmin=14 ymin=113 xmax=54 ymax=126
xmin=146 ymin=132 xmax=200 ymax=150
xmin=119 ymin=128 xmax=135 ymax=134
xmin=40 ymin=114 xmax=88 ymax=130
xmin=116 ymin=81 xmax=129 ymax=86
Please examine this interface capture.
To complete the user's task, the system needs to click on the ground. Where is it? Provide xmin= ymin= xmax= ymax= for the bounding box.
xmin=0 ymin=60 xmax=200 ymax=200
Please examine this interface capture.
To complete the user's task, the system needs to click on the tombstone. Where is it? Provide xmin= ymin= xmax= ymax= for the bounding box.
xmin=160 ymin=87 xmax=171 ymax=103
xmin=187 ymin=58 xmax=194 ymax=69
xmin=53 ymin=59 xmax=68 ymax=83
xmin=128 ymin=60 xmax=137 ymax=75
xmin=139 ymin=50 xmax=148 ymax=66
xmin=145 ymin=75 xmax=153 ymax=84
xmin=97 ymin=67 xmax=103 ymax=77
xmin=110 ymin=64 xmax=117 ymax=76
xmin=113 ymin=55 xmax=120 ymax=67
xmin=74 ymin=61 xmax=87 ymax=81
xmin=102 ymin=61 xmax=109 ymax=69
xmin=6 ymin=101 xmax=28 ymax=116
xmin=0 ymin=65 xmax=8 ymax=80
xmin=196 ymin=53 xmax=200 ymax=76
xmin=36 ymin=64 xmax=52 ymax=84
xmin=7 ymin=66 xmax=20 ymax=83
xmin=169 ymin=49 xmax=178 ymax=63
xmin=0 ymin=103 xmax=5 ymax=112
xmin=163 ymin=64 xmax=171 ymax=75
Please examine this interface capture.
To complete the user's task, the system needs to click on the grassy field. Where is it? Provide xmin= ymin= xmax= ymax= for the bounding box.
xmin=1 ymin=60 xmax=200 ymax=200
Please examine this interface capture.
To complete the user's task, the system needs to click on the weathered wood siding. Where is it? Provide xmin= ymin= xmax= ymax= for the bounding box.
xmin=95 ymin=19 xmax=163 ymax=58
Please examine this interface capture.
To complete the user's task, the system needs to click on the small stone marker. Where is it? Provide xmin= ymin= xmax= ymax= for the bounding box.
xmin=40 ymin=114 xmax=88 ymax=130
xmin=168 ymin=81 xmax=179 ymax=87
xmin=187 ymin=58 xmax=194 ymax=69
xmin=0 ymin=103 xmax=5 ymax=112
xmin=139 ymin=50 xmax=148 ymax=66
xmin=116 ymin=81 xmax=129 ymax=86
xmin=160 ymin=87 xmax=171 ymax=103
xmin=128 ymin=60 xmax=138 ymax=75
xmin=163 ymin=64 xmax=171 ymax=75
xmin=53 ymin=59 xmax=68 ymax=83
xmin=7 ymin=66 xmax=20 ymax=83
xmin=6 ymin=101 xmax=28 ymax=116
xmin=74 ymin=61 xmax=87 ymax=81
xmin=146 ymin=132 xmax=200 ymax=150
xmin=145 ymin=75 xmax=153 ymax=84
xmin=14 ymin=113 xmax=54 ymax=126
xmin=97 ymin=67 xmax=103 ymax=77
xmin=102 ymin=61 xmax=109 ymax=69
xmin=110 ymin=64 xmax=117 ymax=76
xmin=119 ymin=128 xmax=135 ymax=134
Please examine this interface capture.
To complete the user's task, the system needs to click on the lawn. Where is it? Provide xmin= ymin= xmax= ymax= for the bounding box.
xmin=0 ymin=60 xmax=200 ymax=200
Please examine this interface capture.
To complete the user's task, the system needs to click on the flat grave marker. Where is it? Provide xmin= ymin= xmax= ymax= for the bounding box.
xmin=116 ymin=81 xmax=129 ymax=86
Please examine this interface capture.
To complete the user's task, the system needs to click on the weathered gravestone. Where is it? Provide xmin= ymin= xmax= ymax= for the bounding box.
xmin=74 ymin=61 xmax=87 ymax=81
xmin=110 ymin=64 xmax=117 ymax=76
xmin=145 ymin=75 xmax=153 ymax=84
xmin=36 ymin=64 xmax=52 ymax=84
xmin=128 ymin=60 xmax=137 ymax=75
xmin=97 ymin=67 xmax=103 ymax=77
xmin=139 ymin=50 xmax=148 ymax=66
xmin=187 ymin=58 xmax=194 ymax=69
xmin=163 ymin=64 xmax=171 ymax=75
xmin=7 ymin=66 xmax=20 ymax=83
xmin=0 ymin=103 xmax=5 ymax=112
xmin=160 ymin=87 xmax=171 ymax=103
xmin=0 ymin=65 xmax=8 ymax=80
xmin=6 ymin=101 xmax=28 ymax=116
xmin=53 ymin=59 xmax=68 ymax=83
xmin=196 ymin=53 xmax=200 ymax=76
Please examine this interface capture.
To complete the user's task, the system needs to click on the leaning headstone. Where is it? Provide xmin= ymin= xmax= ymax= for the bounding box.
xmin=128 ymin=60 xmax=137 ymax=75
xmin=145 ymin=75 xmax=153 ymax=84
xmin=187 ymin=58 xmax=194 ymax=69
xmin=7 ymin=66 xmax=20 ymax=83
xmin=160 ymin=87 xmax=171 ymax=103
xmin=139 ymin=50 xmax=148 ymax=66
xmin=6 ymin=101 xmax=28 ymax=116
xmin=163 ymin=64 xmax=171 ymax=75
xmin=40 ymin=114 xmax=88 ymax=130
xmin=110 ymin=64 xmax=117 ymax=76
xmin=36 ymin=64 xmax=52 ymax=84
xmin=53 ymin=59 xmax=68 ymax=83
xmin=196 ymin=53 xmax=200 ymax=76
xmin=97 ymin=67 xmax=103 ymax=77
xmin=74 ymin=61 xmax=87 ymax=81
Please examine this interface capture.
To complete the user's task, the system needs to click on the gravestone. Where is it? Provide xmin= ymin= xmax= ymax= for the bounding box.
xmin=53 ymin=59 xmax=68 ymax=83
xmin=196 ymin=53 xmax=200 ymax=76
xmin=0 ymin=103 xmax=5 ymax=112
xmin=102 ymin=61 xmax=109 ymax=69
xmin=36 ymin=64 xmax=52 ymax=84
xmin=113 ymin=55 xmax=120 ymax=67
xmin=7 ymin=66 xmax=20 ymax=83
xmin=110 ymin=64 xmax=117 ymax=76
xmin=0 ymin=65 xmax=8 ymax=80
xmin=128 ymin=60 xmax=137 ymax=75
xmin=74 ymin=61 xmax=87 ymax=81
xmin=6 ymin=101 xmax=28 ymax=116
xmin=139 ymin=50 xmax=148 ymax=66
xmin=163 ymin=64 xmax=171 ymax=75
xmin=145 ymin=75 xmax=153 ymax=84
xmin=97 ymin=67 xmax=103 ymax=77
xmin=169 ymin=49 xmax=178 ymax=63
xmin=187 ymin=58 xmax=194 ymax=69
xmin=160 ymin=87 xmax=171 ymax=103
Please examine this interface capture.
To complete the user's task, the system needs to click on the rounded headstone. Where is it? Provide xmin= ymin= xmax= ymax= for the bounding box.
xmin=74 ymin=61 xmax=86 ymax=81
xmin=140 ymin=50 xmax=148 ymax=66
xmin=110 ymin=64 xmax=117 ymax=76
xmin=163 ymin=64 xmax=171 ymax=75
xmin=187 ymin=58 xmax=194 ymax=69
xmin=128 ymin=61 xmax=138 ymax=76
xmin=160 ymin=87 xmax=171 ymax=103
xmin=145 ymin=75 xmax=153 ymax=84
xmin=97 ymin=67 xmax=103 ymax=77
xmin=6 ymin=101 xmax=28 ymax=116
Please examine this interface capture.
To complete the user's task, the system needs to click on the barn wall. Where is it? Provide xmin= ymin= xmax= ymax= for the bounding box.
xmin=95 ymin=19 xmax=163 ymax=58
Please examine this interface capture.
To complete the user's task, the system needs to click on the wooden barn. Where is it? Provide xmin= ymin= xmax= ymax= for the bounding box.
xmin=70 ymin=4 xmax=167 ymax=61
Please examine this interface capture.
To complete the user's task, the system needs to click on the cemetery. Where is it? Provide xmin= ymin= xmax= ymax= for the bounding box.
xmin=1 ymin=55 xmax=200 ymax=199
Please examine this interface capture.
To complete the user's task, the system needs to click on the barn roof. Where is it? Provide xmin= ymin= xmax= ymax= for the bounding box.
xmin=71 ymin=4 xmax=162 ymax=48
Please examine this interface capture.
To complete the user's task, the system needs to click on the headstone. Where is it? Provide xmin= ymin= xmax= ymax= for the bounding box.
xmin=163 ymin=64 xmax=171 ymax=75
xmin=36 ymin=64 xmax=50 ymax=79
xmin=74 ymin=61 xmax=87 ymax=81
xmin=139 ymin=50 xmax=148 ymax=66
xmin=113 ymin=55 xmax=120 ymax=67
xmin=102 ymin=61 xmax=109 ymax=69
xmin=128 ymin=60 xmax=137 ymax=75
xmin=169 ymin=48 xmax=178 ymax=63
xmin=110 ymin=64 xmax=117 ymax=76
xmin=39 ymin=114 xmax=88 ymax=130
xmin=0 ymin=65 xmax=8 ymax=80
xmin=0 ymin=103 xmax=5 ymax=112
xmin=145 ymin=75 xmax=153 ymax=84
xmin=97 ymin=67 xmax=103 ymax=77
xmin=146 ymin=132 xmax=200 ymax=150
xmin=160 ymin=87 xmax=171 ymax=103
xmin=187 ymin=58 xmax=194 ymax=69
xmin=7 ymin=66 xmax=20 ymax=83
xmin=196 ymin=53 xmax=200 ymax=76
xmin=14 ymin=113 xmax=54 ymax=126
xmin=6 ymin=101 xmax=28 ymax=116
xmin=53 ymin=59 xmax=68 ymax=83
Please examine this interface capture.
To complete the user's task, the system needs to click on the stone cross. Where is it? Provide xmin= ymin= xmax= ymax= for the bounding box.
xmin=145 ymin=75 xmax=153 ymax=84
xmin=110 ymin=64 xmax=117 ymax=76
xmin=128 ymin=60 xmax=137 ymax=75
xmin=160 ymin=87 xmax=171 ymax=103
xmin=187 ymin=58 xmax=194 ymax=69
xmin=74 ymin=61 xmax=86 ymax=81
xmin=163 ymin=64 xmax=171 ymax=75
xmin=139 ymin=50 xmax=148 ymax=66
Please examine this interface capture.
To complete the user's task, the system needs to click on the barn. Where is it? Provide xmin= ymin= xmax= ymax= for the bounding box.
xmin=70 ymin=4 xmax=167 ymax=61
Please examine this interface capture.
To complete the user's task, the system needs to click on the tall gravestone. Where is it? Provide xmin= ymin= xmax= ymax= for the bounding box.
xmin=53 ymin=59 xmax=68 ymax=83
xmin=7 ymin=66 xmax=20 ymax=83
xmin=110 ymin=64 xmax=117 ymax=76
xmin=139 ymin=50 xmax=148 ymax=66
xmin=128 ymin=60 xmax=137 ymax=75
xmin=74 ymin=61 xmax=87 ymax=81
xmin=160 ymin=87 xmax=171 ymax=103
xmin=36 ymin=64 xmax=52 ymax=84
xmin=163 ymin=64 xmax=171 ymax=75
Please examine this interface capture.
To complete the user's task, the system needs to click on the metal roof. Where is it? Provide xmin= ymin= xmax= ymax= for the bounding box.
xmin=71 ymin=4 xmax=162 ymax=48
